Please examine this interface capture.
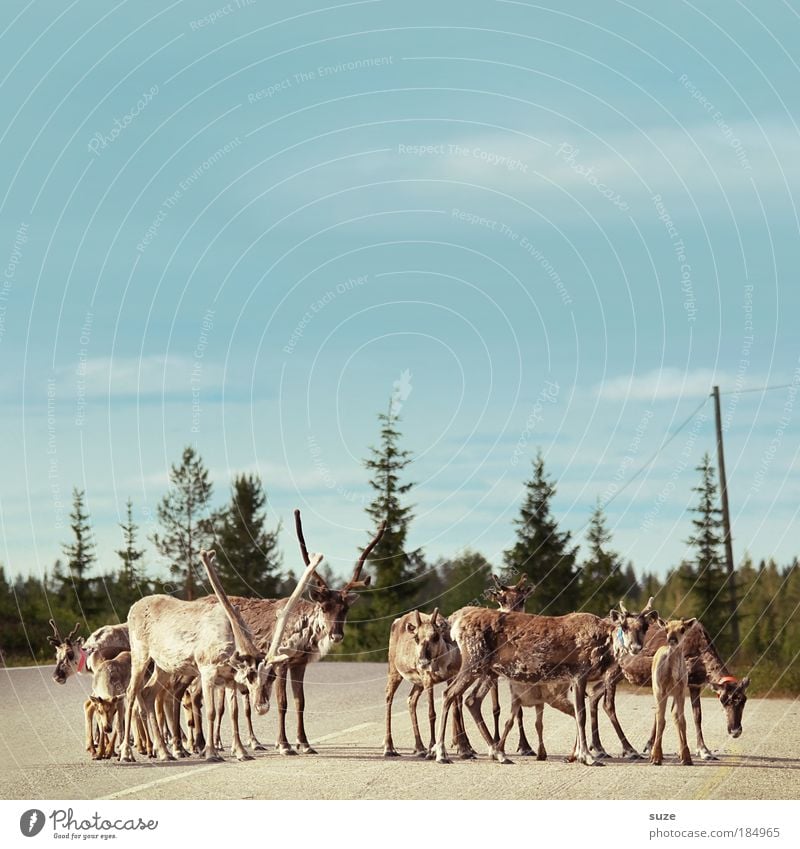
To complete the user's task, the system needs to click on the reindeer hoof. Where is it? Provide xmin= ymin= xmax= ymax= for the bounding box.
xmin=590 ymin=748 xmax=611 ymax=759
xmin=234 ymin=752 xmax=255 ymax=762
xmin=623 ymin=749 xmax=644 ymax=760
xmin=278 ymin=746 xmax=298 ymax=757
xmin=299 ymin=746 xmax=317 ymax=755
xmin=204 ymin=753 xmax=224 ymax=762
xmin=681 ymin=758 xmax=694 ymax=766
xmin=383 ymin=749 xmax=401 ymax=758
xmin=517 ymin=747 xmax=536 ymax=757
xmin=436 ymin=756 xmax=453 ymax=765
xmin=412 ymin=749 xmax=428 ymax=759
xmin=536 ymin=751 xmax=548 ymax=761
xmin=250 ymin=743 xmax=267 ymax=751
xmin=698 ymin=749 xmax=718 ymax=761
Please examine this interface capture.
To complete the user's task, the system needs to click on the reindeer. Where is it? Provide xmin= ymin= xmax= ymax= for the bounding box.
xmin=433 ymin=601 xmax=659 ymax=765
xmin=119 ymin=547 xmax=321 ymax=763
xmin=383 ymin=608 xmax=466 ymax=758
xmin=87 ymin=651 xmax=133 ymax=760
xmin=479 ymin=574 xmax=535 ymax=751
xmin=204 ymin=510 xmax=384 ymax=755
xmin=650 ymin=618 xmax=696 ymax=766
xmin=589 ymin=617 xmax=750 ymax=760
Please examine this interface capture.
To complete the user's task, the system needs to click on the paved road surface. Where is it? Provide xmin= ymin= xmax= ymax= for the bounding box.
xmin=1 ymin=663 xmax=797 ymax=800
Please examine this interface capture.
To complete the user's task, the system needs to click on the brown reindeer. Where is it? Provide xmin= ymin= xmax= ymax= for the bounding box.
xmin=202 ymin=510 xmax=384 ymax=755
xmin=434 ymin=601 xmax=659 ymax=765
xmin=650 ymin=618 xmax=696 ymax=766
xmin=589 ymin=618 xmax=750 ymax=760
xmin=87 ymin=651 xmax=132 ymax=760
xmin=383 ymin=608 xmax=465 ymax=758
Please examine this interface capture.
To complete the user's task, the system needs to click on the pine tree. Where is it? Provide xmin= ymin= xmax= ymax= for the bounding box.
xmin=61 ymin=488 xmax=98 ymax=616
xmin=116 ymin=498 xmax=146 ymax=609
xmin=213 ymin=474 xmax=282 ymax=598
xmin=579 ymin=501 xmax=629 ymax=614
xmin=151 ymin=446 xmax=214 ymax=600
xmin=348 ymin=402 xmax=425 ymax=657
xmin=503 ymin=450 xmax=579 ymax=613
xmin=684 ymin=452 xmax=730 ymax=652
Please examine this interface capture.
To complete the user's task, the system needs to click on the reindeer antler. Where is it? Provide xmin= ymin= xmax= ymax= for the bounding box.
xmin=515 ymin=574 xmax=528 ymax=589
xmin=294 ymin=509 xmax=327 ymax=590
xmin=490 ymin=574 xmax=503 ymax=590
xmin=430 ymin=607 xmax=439 ymax=625
xmin=618 ymin=599 xmax=629 ymax=616
xmin=67 ymin=622 xmax=82 ymax=643
xmin=642 ymin=596 xmax=654 ymax=614
xmin=47 ymin=619 xmax=62 ymax=646
xmin=344 ymin=519 xmax=385 ymax=592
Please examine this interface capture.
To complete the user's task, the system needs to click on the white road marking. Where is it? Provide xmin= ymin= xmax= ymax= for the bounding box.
xmin=103 ymin=721 xmax=380 ymax=798
xmin=105 ymin=763 xmax=225 ymax=799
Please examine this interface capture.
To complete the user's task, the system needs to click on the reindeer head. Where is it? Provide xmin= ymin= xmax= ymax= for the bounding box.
xmin=609 ymin=597 xmax=660 ymax=657
xmin=404 ymin=608 xmax=451 ymax=672
xmin=484 ymin=573 xmax=534 ymax=612
xmin=47 ymin=620 xmax=84 ymax=684
xmin=658 ymin=617 xmax=697 ymax=646
xmin=294 ymin=510 xmax=385 ymax=644
xmin=711 ymin=675 xmax=750 ymax=738
xmin=89 ymin=695 xmax=122 ymax=733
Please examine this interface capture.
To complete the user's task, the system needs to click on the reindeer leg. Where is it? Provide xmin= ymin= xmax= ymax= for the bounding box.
xmin=240 ymin=691 xmax=264 ymax=751
xmin=85 ymin=699 xmax=97 ymax=758
xmin=228 ymin=688 xmax=253 ymax=761
xmin=167 ymin=679 xmax=191 ymax=758
xmin=588 ymin=681 xmax=611 ymax=759
xmin=605 ymin=676 xmax=640 ymax=759
xmin=650 ymin=694 xmax=667 ymax=766
xmin=425 ymin=680 xmax=438 ymax=758
xmin=467 ymin=676 xmax=512 ymax=764
xmin=290 ymin=664 xmax=315 ymax=754
xmin=274 ymin=666 xmax=296 ymax=755
xmin=517 ymin=706 xmax=535 ymax=756
xmin=191 ymin=686 xmax=205 ymax=754
xmin=408 ymin=684 xmax=426 ymax=757
xmin=491 ymin=681 xmax=501 ymax=745
xmin=690 ymin=685 xmax=716 ymax=760
xmin=435 ymin=669 xmax=479 ymax=764
xmin=453 ymin=697 xmax=477 ymax=759
xmin=570 ymin=675 xmax=599 ymax=766
xmin=383 ymin=671 xmax=403 ymax=757
xmin=213 ymin=685 xmax=225 ymax=751
xmin=673 ymin=694 xmax=693 ymax=766
xmin=119 ymin=656 xmax=153 ymax=762
xmin=199 ymin=673 xmax=223 ymax=762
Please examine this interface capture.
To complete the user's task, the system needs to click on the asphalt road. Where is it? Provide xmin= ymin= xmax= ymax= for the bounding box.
xmin=1 ymin=663 xmax=797 ymax=800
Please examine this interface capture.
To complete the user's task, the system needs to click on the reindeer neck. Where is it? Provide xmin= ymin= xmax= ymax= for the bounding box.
xmin=689 ymin=625 xmax=732 ymax=682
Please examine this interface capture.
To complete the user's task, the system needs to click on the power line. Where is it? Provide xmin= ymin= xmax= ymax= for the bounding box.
xmin=601 ymin=395 xmax=710 ymax=511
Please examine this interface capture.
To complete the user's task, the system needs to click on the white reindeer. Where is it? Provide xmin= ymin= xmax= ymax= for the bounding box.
xmin=119 ymin=548 xmax=322 ymax=762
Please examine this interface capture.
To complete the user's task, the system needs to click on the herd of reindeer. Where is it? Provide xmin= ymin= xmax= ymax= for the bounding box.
xmin=47 ymin=510 xmax=751 ymax=769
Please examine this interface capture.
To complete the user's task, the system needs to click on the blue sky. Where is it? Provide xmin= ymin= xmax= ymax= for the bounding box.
xmin=0 ymin=0 xmax=798 ymax=586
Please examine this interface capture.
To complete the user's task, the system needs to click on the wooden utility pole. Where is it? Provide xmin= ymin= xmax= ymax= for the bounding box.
xmin=711 ymin=385 xmax=740 ymax=650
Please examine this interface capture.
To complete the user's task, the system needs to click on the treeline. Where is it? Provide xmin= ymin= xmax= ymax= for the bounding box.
xmin=1 ymin=407 xmax=798 ymax=696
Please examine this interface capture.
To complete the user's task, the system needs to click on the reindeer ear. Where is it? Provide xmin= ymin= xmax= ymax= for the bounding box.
xmin=90 ymin=695 xmax=101 ymax=703
xmin=345 ymin=592 xmax=360 ymax=606
xmin=646 ymin=610 xmax=661 ymax=623
xmin=609 ymin=609 xmax=622 ymax=623
xmin=740 ymin=676 xmax=750 ymax=690
xmin=405 ymin=621 xmax=416 ymax=634
xmin=683 ymin=618 xmax=697 ymax=628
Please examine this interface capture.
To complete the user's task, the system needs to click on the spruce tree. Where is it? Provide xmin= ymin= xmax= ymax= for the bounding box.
xmin=579 ymin=501 xmax=629 ymax=614
xmin=116 ymin=498 xmax=146 ymax=609
xmin=213 ymin=473 xmax=282 ymax=598
xmin=61 ymin=488 xmax=98 ymax=616
xmin=684 ymin=452 xmax=730 ymax=651
xmin=503 ymin=450 xmax=579 ymax=613
xmin=349 ymin=402 xmax=424 ymax=657
xmin=151 ymin=446 xmax=213 ymax=600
